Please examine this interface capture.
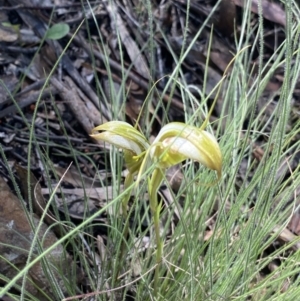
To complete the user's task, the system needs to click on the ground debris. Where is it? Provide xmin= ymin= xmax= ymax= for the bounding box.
xmin=0 ymin=176 xmax=80 ymax=300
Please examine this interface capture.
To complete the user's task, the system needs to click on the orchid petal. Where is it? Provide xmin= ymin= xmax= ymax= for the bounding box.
xmin=150 ymin=122 xmax=222 ymax=178
xmin=90 ymin=121 xmax=150 ymax=175
xmin=91 ymin=121 xmax=150 ymax=155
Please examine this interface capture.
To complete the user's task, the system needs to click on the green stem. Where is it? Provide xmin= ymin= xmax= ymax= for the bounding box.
xmin=149 ymin=168 xmax=164 ymax=298
xmin=114 ymin=173 xmax=133 ymax=282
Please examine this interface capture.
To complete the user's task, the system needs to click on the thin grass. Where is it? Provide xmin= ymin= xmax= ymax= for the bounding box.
xmin=1 ymin=0 xmax=300 ymax=300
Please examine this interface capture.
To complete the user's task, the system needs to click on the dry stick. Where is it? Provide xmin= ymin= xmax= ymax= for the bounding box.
xmin=1 ymin=1 xmax=100 ymax=10
xmin=50 ymin=76 xmax=105 ymax=137
xmin=15 ymin=164 xmax=66 ymax=238
xmin=0 ymin=87 xmax=57 ymax=119
xmin=71 ymin=35 xmax=184 ymax=112
xmin=107 ymin=2 xmax=150 ymax=80
xmin=8 ymin=0 xmax=112 ymax=121
xmin=0 ymin=78 xmax=46 ymax=119
xmin=10 ymin=0 xmax=184 ymax=115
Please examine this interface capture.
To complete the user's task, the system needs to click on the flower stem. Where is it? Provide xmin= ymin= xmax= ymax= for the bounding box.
xmin=114 ymin=173 xmax=133 ymax=282
xmin=149 ymin=168 xmax=164 ymax=297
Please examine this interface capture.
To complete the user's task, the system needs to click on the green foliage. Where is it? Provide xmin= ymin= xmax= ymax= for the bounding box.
xmin=1 ymin=1 xmax=300 ymax=301
xmin=45 ymin=23 xmax=70 ymax=40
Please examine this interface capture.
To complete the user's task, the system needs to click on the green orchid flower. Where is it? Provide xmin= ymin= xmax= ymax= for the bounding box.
xmin=149 ymin=122 xmax=222 ymax=177
xmin=91 ymin=121 xmax=221 ymax=181
xmin=91 ymin=121 xmax=150 ymax=175
xmin=90 ymin=120 xmax=222 ymax=295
